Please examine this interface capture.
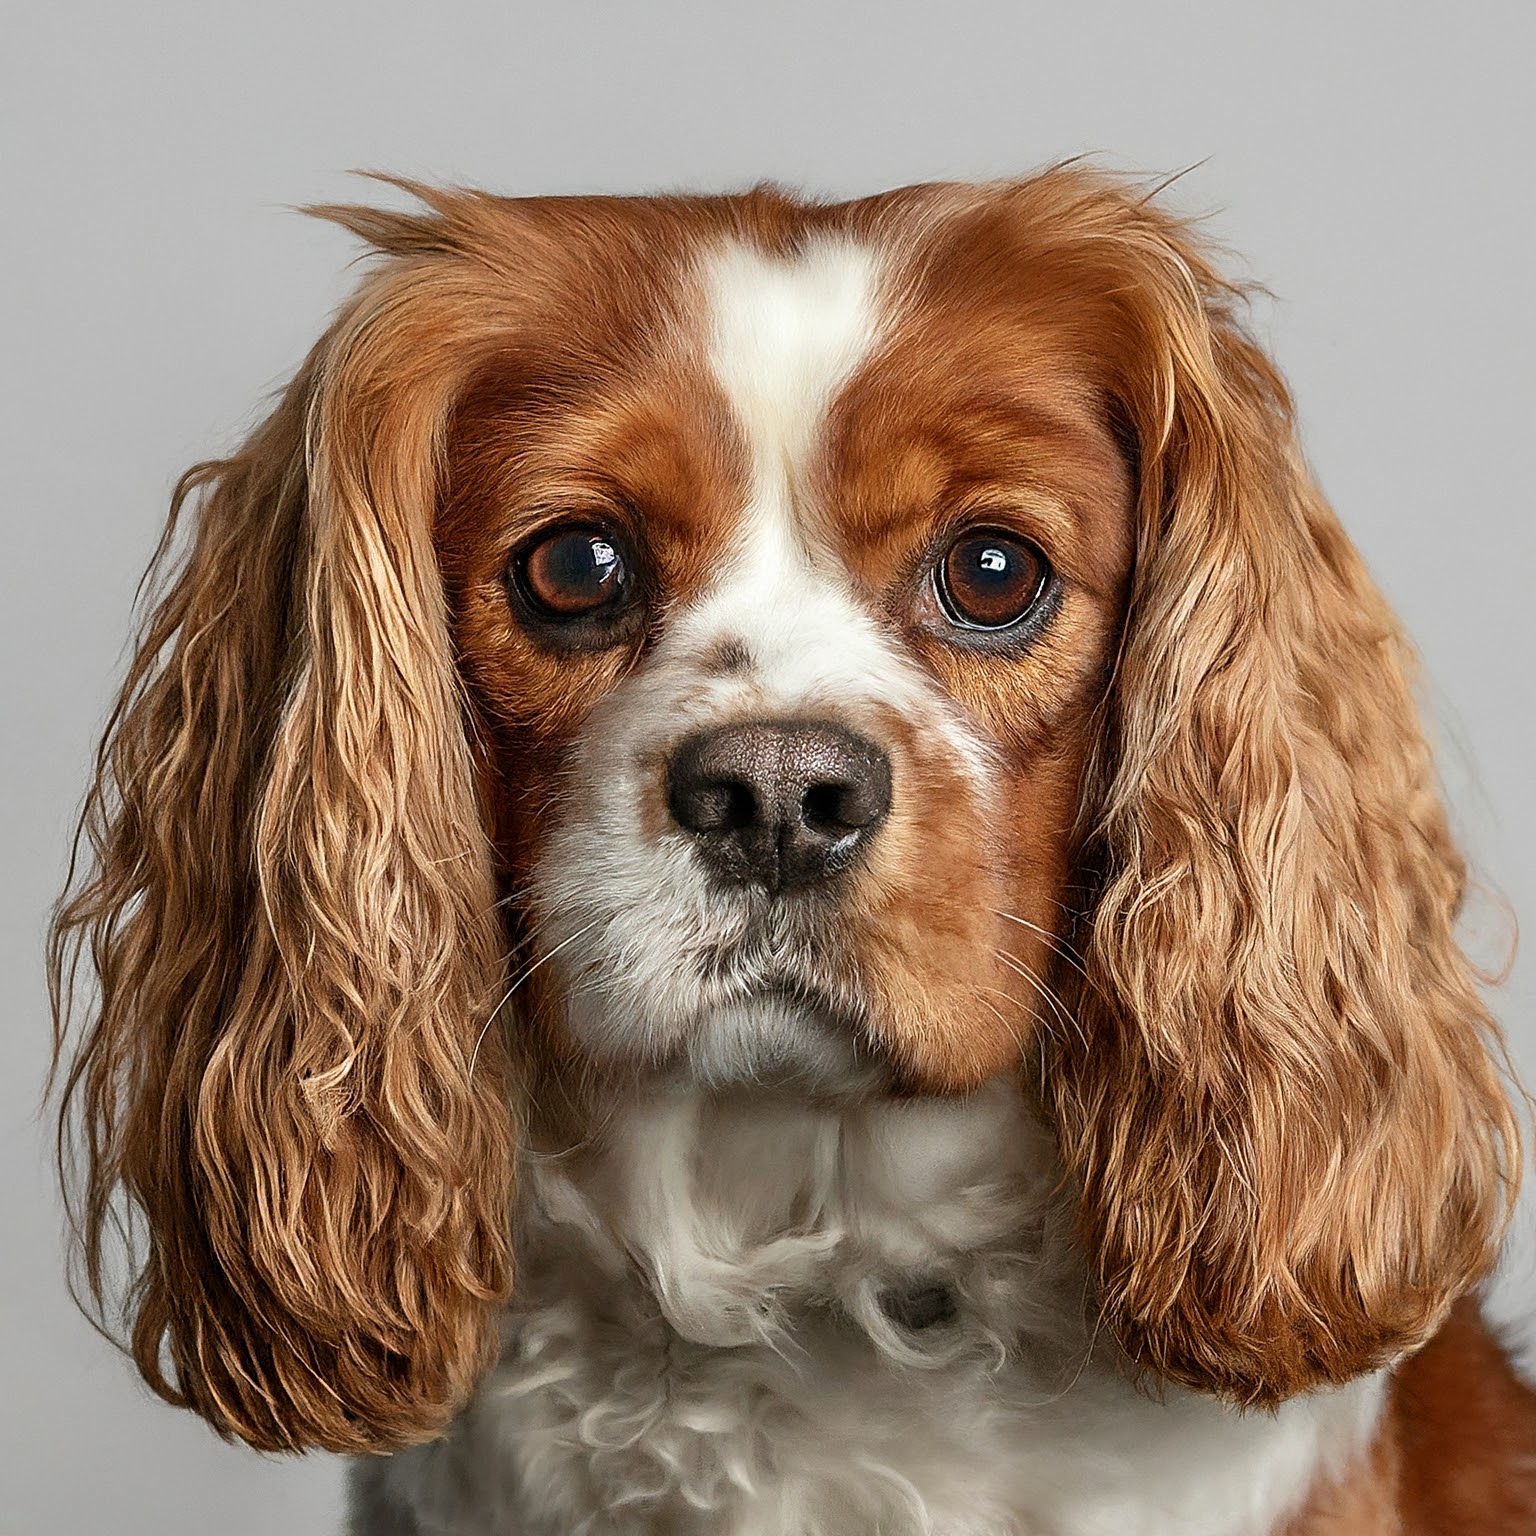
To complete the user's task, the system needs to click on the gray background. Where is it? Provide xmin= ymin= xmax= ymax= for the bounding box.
xmin=3 ymin=3 xmax=1532 ymax=1532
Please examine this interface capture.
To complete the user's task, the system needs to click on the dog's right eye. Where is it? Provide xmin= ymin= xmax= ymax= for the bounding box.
xmin=511 ymin=525 xmax=634 ymax=622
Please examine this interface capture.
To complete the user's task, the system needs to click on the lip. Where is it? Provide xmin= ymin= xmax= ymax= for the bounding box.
xmin=746 ymin=978 xmax=865 ymax=1034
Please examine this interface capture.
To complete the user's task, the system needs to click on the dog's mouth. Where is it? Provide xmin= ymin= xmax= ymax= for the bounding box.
xmin=653 ymin=915 xmax=890 ymax=1088
xmin=691 ymin=902 xmax=863 ymax=997
xmin=537 ymin=879 xmax=912 ymax=1094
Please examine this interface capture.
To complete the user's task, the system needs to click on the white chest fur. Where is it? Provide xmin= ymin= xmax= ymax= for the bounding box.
xmin=352 ymin=1083 xmax=1382 ymax=1536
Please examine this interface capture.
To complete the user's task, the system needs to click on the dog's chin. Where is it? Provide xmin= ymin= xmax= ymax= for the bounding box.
xmin=665 ymin=993 xmax=890 ymax=1098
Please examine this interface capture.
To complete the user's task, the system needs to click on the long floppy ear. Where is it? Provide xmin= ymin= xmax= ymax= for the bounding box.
xmin=1044 ymin=190 xmax=1520 ymax=1406
xmin=49 ymin=199 xmax=523 ymax=1452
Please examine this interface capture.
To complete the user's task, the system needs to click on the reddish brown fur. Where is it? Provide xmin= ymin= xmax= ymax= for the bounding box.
xmin=1284 ymin=1301 xmax=1536 ymax=1532
xmin=1392 ymin=1301 xmax=1536 ymax=1529
xmin=820 ymin=245 xmax=1137 ymax=1088
xmin=48 ymin=169 xmax=1533 ymax=1525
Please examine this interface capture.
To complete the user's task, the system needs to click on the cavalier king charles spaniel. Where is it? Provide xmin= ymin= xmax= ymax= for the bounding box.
xmin=51 ymin=167 xmax=1536 ymax=1534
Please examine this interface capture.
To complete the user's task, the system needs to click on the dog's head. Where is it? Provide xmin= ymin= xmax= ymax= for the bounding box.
xmin=51 ymin=170 xmax=1517 ymax=1453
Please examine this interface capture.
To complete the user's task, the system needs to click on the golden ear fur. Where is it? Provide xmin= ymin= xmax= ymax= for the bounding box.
xmin=1040 ymin=177 xmax=1519 ymax=1404
xmin=49 ymin=194 xmax=529 ymax=1452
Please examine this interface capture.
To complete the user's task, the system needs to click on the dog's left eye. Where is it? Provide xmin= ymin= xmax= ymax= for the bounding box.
xmin=935 ymin=529 xmax=1051 ymax=631
xmin=511 ymin=525 xmax=633 ymax=620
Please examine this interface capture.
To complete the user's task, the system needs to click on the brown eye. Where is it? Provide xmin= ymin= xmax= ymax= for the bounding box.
xmin=512 ymin=526 xmax=632 ymax=620
xmin=935 ymin=530 xmax=1051 ymax=631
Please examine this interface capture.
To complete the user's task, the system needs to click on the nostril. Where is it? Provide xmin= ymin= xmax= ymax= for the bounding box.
xmin=801 ymin=780 xmax=867 ymax=836
xmin=689 ymin=778 xmax=758 ymax=835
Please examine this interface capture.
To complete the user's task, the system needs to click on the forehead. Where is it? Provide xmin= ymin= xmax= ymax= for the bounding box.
xmin=442 ymin=189 xmax=1131 ymax=595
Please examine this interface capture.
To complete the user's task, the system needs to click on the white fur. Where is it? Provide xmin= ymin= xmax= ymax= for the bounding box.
xmin=351 ymin=1085 xmax=1383 ymax=1535
xmin=704 ymin=236 xmax=879 ymax=484
xmin=347 ymin=239 xmax=1384 ymax=1534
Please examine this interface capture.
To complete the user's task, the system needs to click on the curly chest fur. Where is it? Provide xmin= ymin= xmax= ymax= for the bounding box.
xmin=351 ymin=1084 xmax=1383 ymax=1536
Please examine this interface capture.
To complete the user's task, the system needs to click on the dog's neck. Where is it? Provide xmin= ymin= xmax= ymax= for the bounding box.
xmin=368 ymin=1071 xmax=1390 ymax=1536
xmin=515 ymin=1071 xmax=1096 ymax=1382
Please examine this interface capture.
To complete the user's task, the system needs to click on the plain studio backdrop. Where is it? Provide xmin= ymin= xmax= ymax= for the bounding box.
xmin=3 ymin=3 xmax=1532 ymax=1532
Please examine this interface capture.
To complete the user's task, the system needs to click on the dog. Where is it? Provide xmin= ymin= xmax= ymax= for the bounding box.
xmin=50 ymin=166 xmax=1536 ymax=1533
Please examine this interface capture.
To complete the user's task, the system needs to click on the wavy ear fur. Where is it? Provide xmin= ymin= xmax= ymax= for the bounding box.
xmin=49 ymin=198 xmax=526 ymax=1452
xmin=1042 ymin=182 xmax=1519 ymax=1405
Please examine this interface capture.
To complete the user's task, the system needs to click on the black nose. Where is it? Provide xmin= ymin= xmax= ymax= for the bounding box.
xmin=666 ymin=720 xmax=892 ymax=892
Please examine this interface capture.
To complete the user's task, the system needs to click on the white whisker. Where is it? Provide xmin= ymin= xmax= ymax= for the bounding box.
xmin=990 ymin=908 xmax=1091 ymax=982
xmin=994 ymin=948 xmax=1087 ymax=1051
xmin=468 ymin=918 xmax=602 ymax=1077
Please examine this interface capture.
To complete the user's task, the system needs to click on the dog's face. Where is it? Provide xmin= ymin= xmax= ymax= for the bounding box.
xmin=440 ymin=214 xmax=1133 ymax=1091
xmin=51 ymin=172 xmax=1518 ymax=1456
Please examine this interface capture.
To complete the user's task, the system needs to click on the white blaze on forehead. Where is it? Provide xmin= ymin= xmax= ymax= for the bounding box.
xmin=689 ymin=236 xmax=906 ymax=706
xmin=703 ymin=236 xmax=883 ymax=480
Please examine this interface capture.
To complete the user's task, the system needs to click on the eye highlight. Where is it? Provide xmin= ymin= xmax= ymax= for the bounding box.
xmin=935 ymin=530 xmax=1051 ymax=631
xmin=511 ymin=525 xmax=634 ymax=622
